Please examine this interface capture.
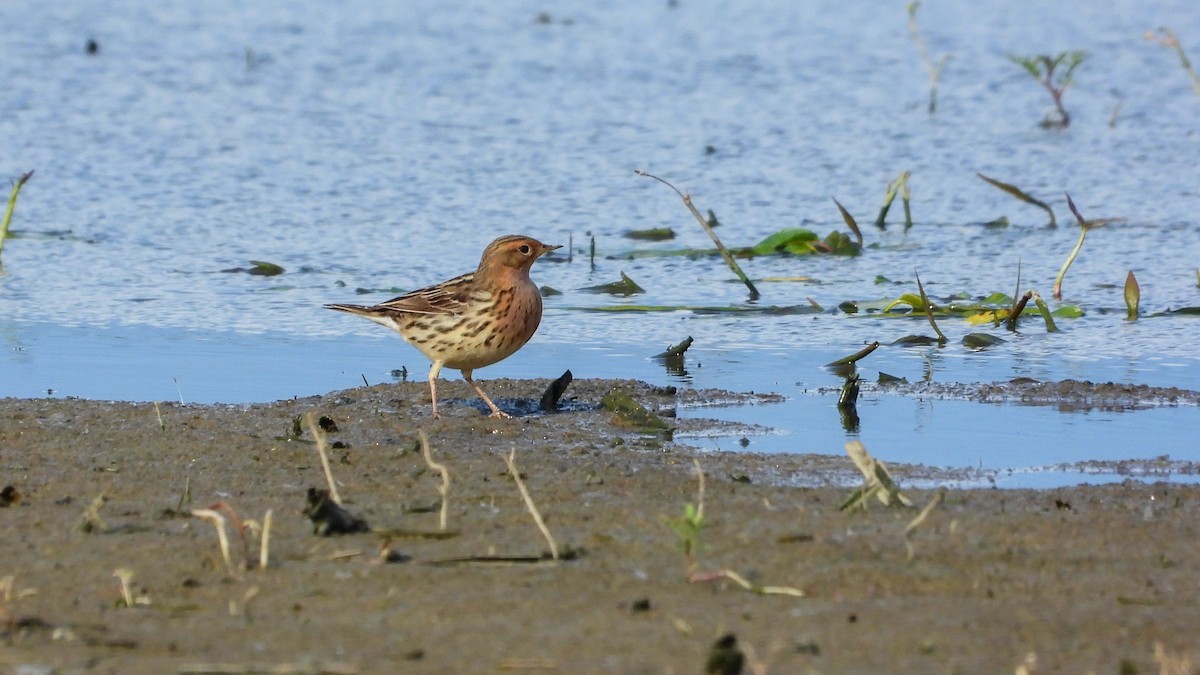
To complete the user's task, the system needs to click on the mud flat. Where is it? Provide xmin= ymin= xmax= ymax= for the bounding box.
xmin=2 ymin=378 xmax=1198 ymax=673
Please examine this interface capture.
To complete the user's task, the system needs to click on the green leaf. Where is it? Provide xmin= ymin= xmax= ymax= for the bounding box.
xmin=248 ymin=260 xmax=285 ymax=276
xmin=623 ymin=227 xmax=676 ymax=241
xmin=583 ymin=271 xmax=644 ymax=296
xmin=962 ymin=333 xmax=1007 ymax=349
xmin=750 ymin=228 xmax=819 ymax=255
xmin=1124 ymin=271 xmax=1140 ymax=321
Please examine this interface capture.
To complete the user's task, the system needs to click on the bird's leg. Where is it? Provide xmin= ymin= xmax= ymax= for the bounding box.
xmin=427 ymin=361 xmax=444 ymax=419
xmin=461 ymin=369 xmax=511 ymax=419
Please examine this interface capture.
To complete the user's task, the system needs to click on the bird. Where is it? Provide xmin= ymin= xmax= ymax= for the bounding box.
xmin=326 ymin=234 xmax=560 ymax=419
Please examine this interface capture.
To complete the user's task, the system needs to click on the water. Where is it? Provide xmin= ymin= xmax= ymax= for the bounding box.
xmin=2 ymin=0 xmax=1198 ymax=487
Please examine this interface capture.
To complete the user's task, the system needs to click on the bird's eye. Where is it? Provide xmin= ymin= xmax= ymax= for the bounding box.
xmin=519 ymin=244 xmax=531 ymax=255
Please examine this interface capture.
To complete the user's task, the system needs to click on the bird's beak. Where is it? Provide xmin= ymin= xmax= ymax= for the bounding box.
xmin=541 ymin=243 xmax=563 ymax=256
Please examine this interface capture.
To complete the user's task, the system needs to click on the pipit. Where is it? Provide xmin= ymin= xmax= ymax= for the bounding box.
xmin=326 ymin=234 xmax=560 ymax=418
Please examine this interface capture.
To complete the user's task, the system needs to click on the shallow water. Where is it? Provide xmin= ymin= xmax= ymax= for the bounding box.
xmin=2 ymin=0 xmax=1198 ymax=486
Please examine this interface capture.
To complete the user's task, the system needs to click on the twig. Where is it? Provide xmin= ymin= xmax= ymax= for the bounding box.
xmin=192 ymin=508 xmax=235 ymax=574
xmin=635 ymin=170 xmax=760 ymax=299
xmin=505 ymin=448 xmax=558 ymax=561
xmin=305 ymin=411 xmax=342 ymax=505
xmin=419 ymin=430 xmax=451 ymax=531
xmin=113 ymin=568 xmax=135 ymax=608
xmin=688 ymin=568 xmax=805 ymax=597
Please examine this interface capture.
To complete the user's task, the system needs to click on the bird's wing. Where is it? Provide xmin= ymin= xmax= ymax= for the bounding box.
xmin=372 ymin=272 xmax=484 ymax=316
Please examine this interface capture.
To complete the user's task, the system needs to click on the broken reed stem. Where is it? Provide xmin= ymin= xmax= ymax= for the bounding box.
xmin=688 ymin=568 xmax=805 ymax=597
xmin=259 ymin=509 xmax=273 ymax=570
xmin=635 ymin=170 xmax=760 ymax=300
xmin=419 ymin=430 xmax=451 ymax=531
xmin=0 ymin=171 xmax=34 ymax=258
xmin=305 ymin=411 xmax=342 ymax=505
xmin=113 ymin=568 xmax=135 ymax=608
xmin=505 ymin=448 xmax=558 ymax=561
xmin=191 ymin=508 xmax=235 ymax=574
xmin=1005 ymin=291 xmax=1033 ymax=331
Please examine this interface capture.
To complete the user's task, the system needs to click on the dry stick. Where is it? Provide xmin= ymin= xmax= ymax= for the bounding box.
xmin=505 ymin=448 xmax=559 ymax=561
xmin=259 ymin=509 xmax=273 ymax=570
xmin=692 ymin=458 xmax=706 ymax=523
xmin=419 ymin=430 xmax=451 ymax=531
xmin=635 ymin=170 xmax=760 ymax=299
xmin=113 ymin=568 xmax=135 ymax=608
xmin=305 ymin=411 xmax=342 ymax=505
xmin=688 ymin=568 xmax=805 ymax=597
xmin=191 ymin=508 xmax=235 ymax=574
xmin=0 ymin=170 xmax=34 ymax=258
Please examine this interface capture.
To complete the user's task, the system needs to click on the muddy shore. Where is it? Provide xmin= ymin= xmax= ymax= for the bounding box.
xmin=2 ymin=378 xmax=1198 ymax=674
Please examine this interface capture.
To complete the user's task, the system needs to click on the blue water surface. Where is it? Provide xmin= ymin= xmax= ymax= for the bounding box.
xmin=2 ymin=0 xmax=1199 ymax=486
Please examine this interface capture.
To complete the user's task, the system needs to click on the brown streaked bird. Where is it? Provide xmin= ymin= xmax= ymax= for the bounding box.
xmin=326 ymin=234 xmax=560 ymax=419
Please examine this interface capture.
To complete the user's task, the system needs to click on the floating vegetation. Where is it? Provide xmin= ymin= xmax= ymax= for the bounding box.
xmin=907 ymin=2 xmax=950 ymax=114
xmin=0 ymin=170 xmax=34 ymax=260
xmin=571 ymin=303 xmax=823 ymax=315
xmin=221 ymin=260 xmax=286 ymax=276
xmin=583 ymin=271 xmax=644 ymax=296
xmin=635 ymin=170 xmax=760 ymax=299
xmin=613 ymin=225 xmax=860 ymax=259
xmin=623 ymin=227 xmax=676 ymax=241
xmin=976 ymin=173 xmax=1056 ymax=227
xmin=654 ymin=336 xmax=693 ymax=378
xmin=962 ymin=333 xmax=1006 ymax=349
xmin=1145 ymin=28 xmax=1200 ymax=96
xmin=875 ymin=171 xmax=913 ymax=230
xmin=863 ymin=289 xmax=1079 ymax=328
xmin=1009 ymin=51 xmax=1087 ymax=128
xmin=1125 ymin=271 xmax=1140 ymax=321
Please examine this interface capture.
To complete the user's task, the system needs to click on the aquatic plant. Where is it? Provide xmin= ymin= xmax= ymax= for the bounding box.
xmin=1054 ymin=194 xmax=1122 ymax=300
xmin=976 ymin=173 xmax=1056 ymax=227
xmin=1145 ymin=28 xmax=1200 ymax=96
xmin=583 ymin=271 xmax=644 ymax=296
xmin=1124 ymin=271 xmax=1140 ymax=321
xmin=1008 ymin=51 xmax=1087 ymax=128
xmin=0 ymin=171 xmax=34 ymax=260
xmin=875 ymin=171 xmax=912 ymax=230
xmin=907 ymin=2 xmax=950 ymax=114
xmin=831 ymin=197 xmax=864 ymax=247
xmin=635 ymin=170 xmax=760 ymax=299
